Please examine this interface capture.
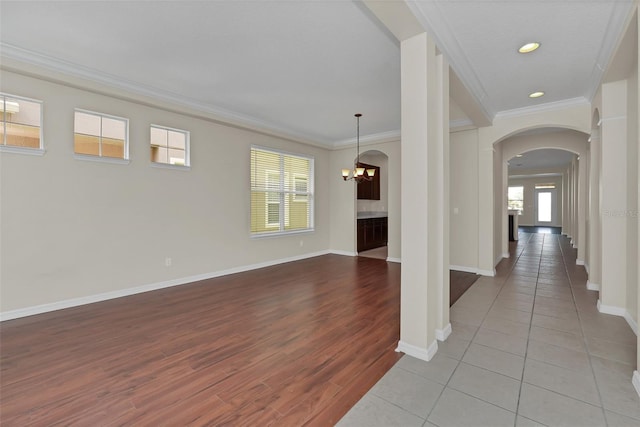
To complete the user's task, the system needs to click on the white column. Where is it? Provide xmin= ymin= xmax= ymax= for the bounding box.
xmin=477 ymin=136 xmax=495 ymax=275
xmin=636 ymin=6 xmax=640 ymax=394
xmin=435 ymin=52 xmax=451 ymax=341
xmin=563 ymin=167 xmax=569 ymax=234
xmin=599 ymin=80 xmax=628 ymax=313
xmin=578 ymin=155 xmax=587 ymax=262
xmin=574 ymin=158 xmax=580 ymax=249
xmin=398 ymin=32 xmax=448 ymax=361
xmin=587 ymin=132 xmax=602 ymax=289
xmin=502 ymin=157 xmax=509 ymax=258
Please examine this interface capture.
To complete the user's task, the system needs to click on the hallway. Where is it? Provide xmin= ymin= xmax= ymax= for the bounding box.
xmin=339 ymin=233 xmax=640 ymax=426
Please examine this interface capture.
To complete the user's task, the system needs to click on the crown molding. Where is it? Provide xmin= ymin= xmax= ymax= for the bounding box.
xmin=450 ymin=118 xmax=474 ymax=129
xmin=509 ymin=172 xmax=563 ymax=179
xmin=494 ymin=97 xmax=590 ymax=120
xmin=0 ymin=43 xmax=334 ymax=148
xmin=406 ymin=1 xmax=495 ymax=121
xmin=584 ymin=0 xmax=637 ymax=102
xmin=332 ymin=130 xmax=401 ymax=148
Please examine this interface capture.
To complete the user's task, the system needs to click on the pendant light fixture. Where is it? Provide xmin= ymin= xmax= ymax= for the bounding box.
xmin=342 ymin=113 xmax=375 ymax=183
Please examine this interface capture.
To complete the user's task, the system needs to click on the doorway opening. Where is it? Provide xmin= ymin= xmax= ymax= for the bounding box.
xmin=534 ymin=185 xmax=557 ymax=226
xmin=355 ymin=150 xmax=389 ymax=260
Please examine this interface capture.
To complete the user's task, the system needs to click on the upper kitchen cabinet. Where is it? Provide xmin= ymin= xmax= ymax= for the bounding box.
xmin=356 ymin=162 xmax=380 ymax=200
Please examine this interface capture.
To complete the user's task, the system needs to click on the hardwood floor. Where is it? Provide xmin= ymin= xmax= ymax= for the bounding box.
xmin=0 ymin=255 xmax=402 ymax=426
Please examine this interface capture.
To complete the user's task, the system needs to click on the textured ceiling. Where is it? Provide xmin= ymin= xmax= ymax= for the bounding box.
xmin=508 ymin=148 xmax=576 ymax=172
xmin=0 ymin=0 xmax=400 ymax=146
xmin=0 ymin=0 xmax=635 ymax=147
xmin=409 ymin=0 xmax=635 ymax=117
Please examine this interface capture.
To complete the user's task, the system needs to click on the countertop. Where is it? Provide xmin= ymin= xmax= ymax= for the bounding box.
xmin=357 ymin=211 xmax=388 ymax=219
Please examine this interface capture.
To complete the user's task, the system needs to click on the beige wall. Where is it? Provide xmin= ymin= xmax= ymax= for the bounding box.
xmin=0 ymin=70 xmax=332 ymax=315
xmin=508 ymin=174 xmax=564 ymax=227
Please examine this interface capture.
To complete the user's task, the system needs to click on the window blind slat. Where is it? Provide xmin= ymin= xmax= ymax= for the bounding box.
xmin=251 ymin=147 xmax=313 ymax=235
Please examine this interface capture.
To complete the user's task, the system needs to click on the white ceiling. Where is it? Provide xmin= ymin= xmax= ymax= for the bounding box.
xmin=0 ymin=0 xmax=636 ymax=147
xmin=508 ymin=148 xmax=576 ymax=172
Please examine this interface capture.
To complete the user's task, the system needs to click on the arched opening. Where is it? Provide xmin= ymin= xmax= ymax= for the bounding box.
xmin=507 ymin=148 xmax=576 ymax=235
xmin=493 ymin=127 xmax=589 ymax=262
xmin=354 ymin=149 xmax=390 ymax=259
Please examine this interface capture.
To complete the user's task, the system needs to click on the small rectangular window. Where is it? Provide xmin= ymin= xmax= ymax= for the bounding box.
xmin=251 ymin=146 xmax=314 ymax=236
xmin=0 ymin=93 xmax=43 ymax=153
xmin=150 ymin=125 xmax=190 ymax=167
xmin=535 ymin=183 xmax=556 ymax=189
xmin=74 ymin=109 xmax=128 ymax=160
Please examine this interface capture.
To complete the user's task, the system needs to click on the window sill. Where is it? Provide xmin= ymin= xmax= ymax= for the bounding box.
xmin=74 ymin=154 xmax=130 ymax=165
xmin=251 ymin=228 xmax=315 ymax=239
xmin=0 ymin=145 xmax=46 ymax=156
xmin=151 ymin=162 xmax=191 ymax=171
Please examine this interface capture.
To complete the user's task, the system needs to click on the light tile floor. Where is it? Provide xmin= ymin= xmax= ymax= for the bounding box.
xmin=338 ymin=233 xmax=640 ymax=427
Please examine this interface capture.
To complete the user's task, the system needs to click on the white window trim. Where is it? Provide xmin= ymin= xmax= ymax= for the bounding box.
xmin=149 ymin=123 xmax=191 ymax=168
xmin=73 ymin=153 xmax=130 ymax=165
xmin=250 ymin=145 xmax=314 ymax=238
xmin=266 ymin=169 xmax=282 ymax=228
xmin=0 ymin=93 xmax=44 ymax=155
xmin=74 ymin=108 xmax=129 ymax=162
xmin=150 ymin=162 xmax=191 ymax=171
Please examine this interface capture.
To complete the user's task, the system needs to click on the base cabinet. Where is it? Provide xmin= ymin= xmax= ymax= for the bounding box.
xmin=357 ymin=217 xmax=388 ymax=252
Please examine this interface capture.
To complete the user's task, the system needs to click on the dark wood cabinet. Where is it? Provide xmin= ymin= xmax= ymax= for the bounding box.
xmin=357 ymin=217 xmax=388 ymax=252
xmin=356 ymin=162 xmax=380 ymax=200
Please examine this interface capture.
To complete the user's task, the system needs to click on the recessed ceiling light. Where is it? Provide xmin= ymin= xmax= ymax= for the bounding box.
xmin=515 ymin=154 xmax=523 ymax=157
xmin=529 ymin=91 xmax=545 ymax=98
xmin=519 ymin=42 xmax=540 ymax=53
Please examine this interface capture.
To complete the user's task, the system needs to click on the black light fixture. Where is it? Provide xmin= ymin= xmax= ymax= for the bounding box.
xmin=342 ymin=113 xmax=375 ymax=183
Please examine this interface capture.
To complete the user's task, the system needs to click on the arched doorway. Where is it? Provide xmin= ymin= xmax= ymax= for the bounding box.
xmin=506 ymin=148 xmax=576 ymax=235
xmin=492 ymin=127 xmax=589 ymax=263
xmin=355 ymin=149 xmax=390 ymax=260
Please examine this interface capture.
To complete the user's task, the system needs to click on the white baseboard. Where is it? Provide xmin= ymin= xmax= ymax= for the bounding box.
xmin=586 ymin=281 xmax=600 ymax=291
xmin=584 ymin=262 xmax=590 ymax=274
xmin=396 ymin=339 xmax=438 ymax=362
xmin=576 ymin=259 xmax=585 ymax=266
xmin=624 ymin=311 xmax=639 ymax=336
xmin=386 ymin=257 xmax=401 ymax=263
xmin=1 ymin=250 xmax=332 ymax=322
xmin=436 ymin=323 xmax=452 ymax=341
xmin=450 ymin=265 xmax=478 ymax=274
xmin=597 ymin=300 xmax=626 ymax=316
xmin=495 ymin=253 xmax=504 ymax=267
xmin=595 ymin=300 xmax=639 ymax=337
xmin=330 ymin=249 xmax=357 ymax=257
xmin=502 ymin=252 xmax=510 ymax=259
xmin=633 ymin=371 xmax=640 ymax=399
xmin=478 ymin=268 xmax=496 ymax=277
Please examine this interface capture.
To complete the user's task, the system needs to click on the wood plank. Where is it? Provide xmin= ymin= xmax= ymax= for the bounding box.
xmin=0 ymin=254 xmax=401 ymax=425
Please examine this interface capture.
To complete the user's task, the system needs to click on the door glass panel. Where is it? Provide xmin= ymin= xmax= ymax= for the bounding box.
xmin=538 ymin=192 xmax=552 ymax=222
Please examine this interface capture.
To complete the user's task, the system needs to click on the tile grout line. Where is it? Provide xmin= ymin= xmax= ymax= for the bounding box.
xmin=513 ymin=232 xmax=545 ymax=426
xmin=421 ymin=233 xmax=532 ymax=426
xmin=558 ymin=233 xmax=610 ymax=426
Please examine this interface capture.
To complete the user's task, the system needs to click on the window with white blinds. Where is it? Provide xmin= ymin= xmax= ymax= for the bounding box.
xmin=250 ymin=146 xmax=314 ymax=236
